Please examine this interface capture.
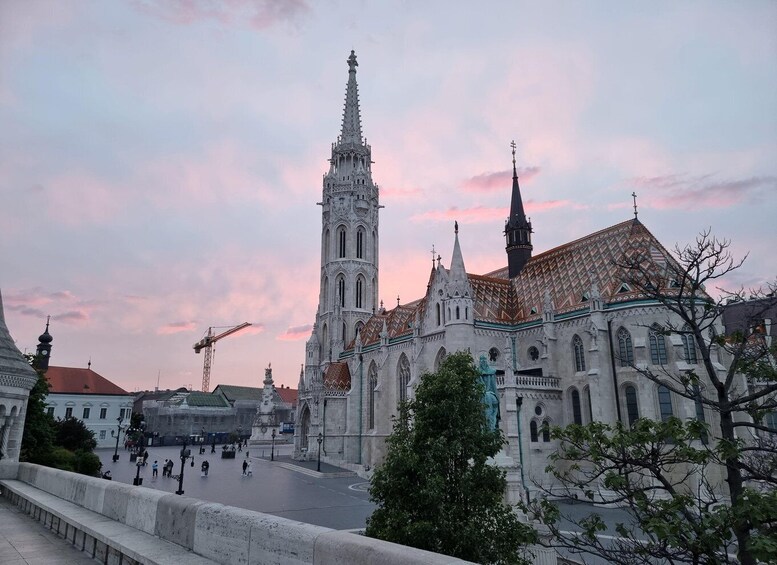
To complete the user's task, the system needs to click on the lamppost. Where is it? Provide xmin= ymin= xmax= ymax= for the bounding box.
xmin=110 ymin=416 xmax=125 ymax=462
xmin=271 ymin=428 xmax=276 ymax=462
xmin=175 ymin=441 xmax=191 ymax=495
xmin=200 ymin=427 xmax=206 ymax=454
xmin=133 ymin=458 xmax=143 ymax=486
xmin=316 ymin=432 xmax=323 ymax=472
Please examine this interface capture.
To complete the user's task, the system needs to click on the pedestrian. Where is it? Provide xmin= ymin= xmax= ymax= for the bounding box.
xmin=246 ymin=459 xmax=252 ymax=477
xmin=102 ymin=470 xmax=112 ymax=480
xmin=152 ymin=460 xmax=158 ymax=478
xmin=238 ymin=442 xmax=242 ymax=452
xmin=166 ymin=459 xmax=174 ymax=477
xmin=242 ymin=459 xmax=248 ymax=476
xmin=201 ymin=460 xmax=209 ymax=477
xmin=143 ymin=449 xmax=149 ymax=465
xmin=162 ymin=459 xmax=169 ymax=477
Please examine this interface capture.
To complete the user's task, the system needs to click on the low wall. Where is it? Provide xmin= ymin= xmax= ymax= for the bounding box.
xmin=12 ymin=463 xmax=471 ymax=564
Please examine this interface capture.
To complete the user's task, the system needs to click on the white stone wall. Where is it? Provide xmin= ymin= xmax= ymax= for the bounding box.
xmin=44 ymin=393 xmax=134 ymax=448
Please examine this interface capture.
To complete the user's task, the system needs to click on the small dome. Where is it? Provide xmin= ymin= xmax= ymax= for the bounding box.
xmin=39 ymin=330 xmax=53 ymax=344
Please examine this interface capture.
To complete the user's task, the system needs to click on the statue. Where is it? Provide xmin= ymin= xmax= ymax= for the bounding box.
xmin=478 ymin=354 xmax=500 ymax=431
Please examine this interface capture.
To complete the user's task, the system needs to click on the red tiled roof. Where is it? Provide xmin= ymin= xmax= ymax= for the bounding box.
xmin=276 ymin=387 xmax=298 ymax=405
xmin=45 ymin=366 xmax=129 ymax=395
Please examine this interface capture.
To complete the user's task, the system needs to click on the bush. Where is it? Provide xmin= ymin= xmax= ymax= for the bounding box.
xmin=73 ymin=449 xmax=102 ymax=476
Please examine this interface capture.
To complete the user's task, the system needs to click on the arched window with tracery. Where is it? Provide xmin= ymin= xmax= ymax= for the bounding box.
xmin=682 ymin=326 xmax=698 ymax=364
xmin=571 ymin=388 xmax=582 ymax=425
xmin=398 ymin=354 xmax=410 ymax=405
xmin=542 ymin=420 xmax=551 ymax=442
xmin=624 ymin=384 xmax=639 ymax=426
xmin=337 ymin=275 xmax=345 ymax=308
xmin=355 ymin=321 xmax=364 ymax=340
xmin=434 ymin=347 xmax=447 ymax=372
xmin=530 ymin=420 xmax=538 ymax=442
xmin=573 ymin=335 xmax=586 ymax=372
xmin=322 ymin=277 xmax=329 ymax=312
xmin=649 ymin=324 xmax=668 ymax=365
xmin=658 ymin=384 xmax=673 ymax=422
xmin=368 ymin=363 xmax=378 ymax=430
xmin=356 ymin=227 xmax=365 ymax=259
xmin=355 ymin=276 xmax=364 ymax=309
xmin=337 ymin=226 xmax=347 ymax=258
xmin=617 ymin=327 xmax=634 ymax=366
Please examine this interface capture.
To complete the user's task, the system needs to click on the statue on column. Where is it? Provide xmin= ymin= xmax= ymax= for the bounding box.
xmin=478 ymin=354 xmax=500 ymax=431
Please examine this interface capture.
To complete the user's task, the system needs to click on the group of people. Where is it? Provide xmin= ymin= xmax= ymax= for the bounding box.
xmin=159 ymin=459 xmax=176 ymax=478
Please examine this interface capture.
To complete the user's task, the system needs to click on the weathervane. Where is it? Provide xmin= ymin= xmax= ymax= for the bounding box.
xmin=632 ymin=192 xmax=638 ymax=219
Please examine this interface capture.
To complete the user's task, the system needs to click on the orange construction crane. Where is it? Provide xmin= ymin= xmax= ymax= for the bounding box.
xmin=194 ymin=322 xmax=251 ymax=392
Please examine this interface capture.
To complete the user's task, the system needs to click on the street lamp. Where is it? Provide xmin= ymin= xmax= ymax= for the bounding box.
xmin=316 ymin=432 xmax=323 ymax=472
xmin=271 ymin=428 xmax=276 ymax=462
xmin=176 ymin=441 xmax=191 ymax=495
xmin=110 ymin=416 xmax=125 ymax=462
xmin=133 ymin=458 xmax=143 ymax=486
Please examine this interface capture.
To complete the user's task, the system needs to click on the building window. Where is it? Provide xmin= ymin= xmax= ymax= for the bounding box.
xmin=573 ymin=335 xmax=586 ymax=372
xmin=617 ymin=327 xmax=634 ymax=366
xmin=398 ymin=354 xmax=410 ymax=405
xmin=528 ymin=346 xmax=539 ymax=362
xmin=99 ymin=430 xmax=106 ymax=440
xmin=489 ymin=347 xmax=500 ymax=363
xmin=436 ymin=303 xmax=441 ymax=326
xmin=342 ymin=322 xmax=347 ymax=343
xmin=356 ymin=276 xmax=364 ymax=308
xmin=434 ymin=347 xmax=447 ymax=372
xmin=356 ymin=228 xmax=364 ymax=259
xmin=119 ymin=408 xmax=128 ymax=420
xmin=682 ymin=327 xmax=698 ymax=364
xmin=693 ymin=384 xmax=708 ymax=444
xmin=456 ymin=306 xmax=460 ymax=320
xmin=541 ymin=420 xmax=551 ymax=442
xmin=65 ymin=407 xmax=73 ymax=419
xmin=584 ymin=385 xmax=593 ymax=422
xmin=83 ymin=407 xmax=90 ymax=420
xmin=338 ymin=227 xmax=347 ymax=258
xmin=369 ymin=364 xmax=378 ymax=430
xmin=324 ymin=229 xmax=330 ymax=261
xmin=100 ymin=408 xmax=107 ymax=419
xmin=625 ymin=385 xmax=639 ymax=426
xmin=530 ymin=420 xmax=538 ymax=442
xmin=337 ymin=276 xmax=345 ymax=307
xmin=649 ymin=325 xmax=668 ymax=365
xmin=47 ymin=407 xmax=54 ymax=417
xmin=658 ymin=384 xmax=673 ymax=421
xmin=571 ymin=389 xmax=582 ymax=425
xmin=355 ymin=321 xmax=363 ymax=339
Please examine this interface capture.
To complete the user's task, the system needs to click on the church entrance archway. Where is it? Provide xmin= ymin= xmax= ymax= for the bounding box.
xmin=300 ymin=404 xmax=311 ymax=450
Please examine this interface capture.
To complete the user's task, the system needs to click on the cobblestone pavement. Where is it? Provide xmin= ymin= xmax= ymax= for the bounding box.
xmin=96 ymin=443 xmax=375 ymax=530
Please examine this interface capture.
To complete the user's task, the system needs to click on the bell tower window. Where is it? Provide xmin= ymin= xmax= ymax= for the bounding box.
xmin=356 ymin=228 xmax=365 ymax=259
xmin=338 ymin=227 xmax=347 ymax=258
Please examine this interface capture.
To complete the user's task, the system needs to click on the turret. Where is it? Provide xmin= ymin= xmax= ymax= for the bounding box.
xmin=34 ymin=316 xmax=52 ymax=372
xmin=504 ymin=141 xmax=533 ymax=277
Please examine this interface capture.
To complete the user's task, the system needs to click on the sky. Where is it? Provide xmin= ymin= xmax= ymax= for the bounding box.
xmin=1 ymin=1 xmax=775 ymax=393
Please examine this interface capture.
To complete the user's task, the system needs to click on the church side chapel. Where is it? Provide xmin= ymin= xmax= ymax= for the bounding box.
xmin=294 ymin=51 xmax=727 ymax=499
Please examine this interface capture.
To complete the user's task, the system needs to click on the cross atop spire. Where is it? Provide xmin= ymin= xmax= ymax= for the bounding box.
xmin=339 ymin=50 xmax=363 ymax=146
xmin=632 ymin=192 xmax=639 ymax=219
xmin=504 ymin=139 xmax=533 ymax=278
xmin=511 ymin=139 xmax=517 ymax=168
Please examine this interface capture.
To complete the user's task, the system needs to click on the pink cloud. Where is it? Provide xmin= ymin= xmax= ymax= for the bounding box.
xmin=55 ymin=311 xmax=89 ymax=324
xmin=628 ymin=174 xmax=776 ymax=210
xmin=462 ymin=167 xmax=541 ymax=193
xmin=410 ymin=199 xmax=583 ymax=224
xmin=157 ymin=321 xmax=198 ymax=335
xmin=130 ymin=0 xmax=309 ymax=30
xmin=277 ymin=324 xmax=313 ymax=341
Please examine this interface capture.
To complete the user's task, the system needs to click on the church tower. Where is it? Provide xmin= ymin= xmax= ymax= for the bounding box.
xmin=504 ymin=141 xmax=533 ymax=278
xmin=33 ymin=316 xmax=52 ymax=372
xmin=308 ymin=50 xmax=380 ymax=370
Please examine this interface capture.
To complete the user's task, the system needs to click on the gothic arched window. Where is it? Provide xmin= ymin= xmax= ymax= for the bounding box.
xmin=356 ymin=227 xmax=365 ymax=259
xmin=355 ymin=321 xmax=364 ymax=340
xmin=398 ymin=354 xmax=410 ymax=405
xmin=693 ymin=384 xmax=708 ymax=444
xmin=649 ymin=325 xmax=668 ymax=365
xmin=337 ymin=226 xmax=347 ymax=258
xmin=322 ymin=277 xmax=329 ymax=312
xmin=617 ymin=327 xmax=634 ymax=367
xmin=355 ymin=276 xmax=364 ymax=309
xmin=489 ymin=347 xmax=500 ymax=363
xmin=625 ymin=384 xmax=639 ymax=426
xmin=528 ymin=346 xmax=539 ymax=362
xmin=658 ymin=384 xmax=673 ymax=422
xmin=530 ymin=420 xmax=538 ymax=442
xmin=584 ymin=385 xmax=593 ymax=423
xmin=571 ymin=388 xmax=582 ymax=425
xmin=542 ymin=420 xmax=551 ymax=442
xmin=324 ymin=229 xmax=330 ymax=261
xmin=682 ymin=326 xmax=698 ymax=364
xmin=434 ymin=347 xmax=447 ymax=372
xmin=436 ymin=303 xmax=441 ymax=326
xmin=368 ymin=363 xmax=378 ymax=430
xmin=337 ymin=275 xmax=345 ymax=308
xmin=573 ymin=335 xmax=586 ymax=372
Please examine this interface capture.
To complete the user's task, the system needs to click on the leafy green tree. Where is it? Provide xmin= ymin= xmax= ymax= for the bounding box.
xmin=19 ymin=359 xmax=55 ymax=464
xmin=54 ymin=417 xmax=97 ymax=452
xmin=366 ymin=351 xmax=537 ymax=564
xmin=531 ymin=232 xmax=777 ymax=565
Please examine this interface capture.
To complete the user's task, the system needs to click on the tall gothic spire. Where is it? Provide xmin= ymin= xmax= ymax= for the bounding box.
xmin=339 ymin=50 xmax=363 ymax=146
xmin=504 ymin=140 xmax=533 ymax=278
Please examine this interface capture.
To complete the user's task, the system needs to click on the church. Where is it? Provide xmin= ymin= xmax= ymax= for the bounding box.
xmin=294 ymin=52 xmax=725 ymax=499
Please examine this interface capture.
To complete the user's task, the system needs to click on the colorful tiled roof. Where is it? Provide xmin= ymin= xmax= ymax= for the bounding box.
xmin=45 ymin=366 xmax=129 ymax=396
xmin=324 ymin=362 xmax=351 ymax=391
xmin=351 ymin=219 xmax=677 ymax=347
xmin=276 ymin=387 xmax=298 ymax=405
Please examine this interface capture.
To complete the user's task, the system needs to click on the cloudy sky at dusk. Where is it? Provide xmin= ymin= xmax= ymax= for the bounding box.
xmin=1 ymin=1 xmax=775 ymax=393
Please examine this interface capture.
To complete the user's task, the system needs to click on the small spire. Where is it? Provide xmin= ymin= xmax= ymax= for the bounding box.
xmin=340 ymin=50 xmax=363 ymax=145
xmin=87 ymin=358 xmax=91 ymax=370
xmin=454 ymin=220 xmax=459 ymax=234
xmin=397 ymin=295 xmax=400 ymax=307
xmin=632 ymin=192 xmax=638 ymax=219
xmin=431 ymin=244 xmax=436 ymax=267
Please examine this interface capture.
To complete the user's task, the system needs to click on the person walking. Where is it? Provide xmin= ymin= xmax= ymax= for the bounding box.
xmin=162 ymin=459 xmax=168 ymax=477
xmin=152 ymin=460 xmax=159 ymax=478
xmin=246 ymin=459 xmax=252 ymax=477
xmin=201 ymin=460 xmax=209 ymax=477
xmin=242 ymin=459 xmax=248 ymax=476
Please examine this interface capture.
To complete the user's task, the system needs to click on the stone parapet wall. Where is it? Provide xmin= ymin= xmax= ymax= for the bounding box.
xmin=12 ymin=463 xmax=473 ymax=564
